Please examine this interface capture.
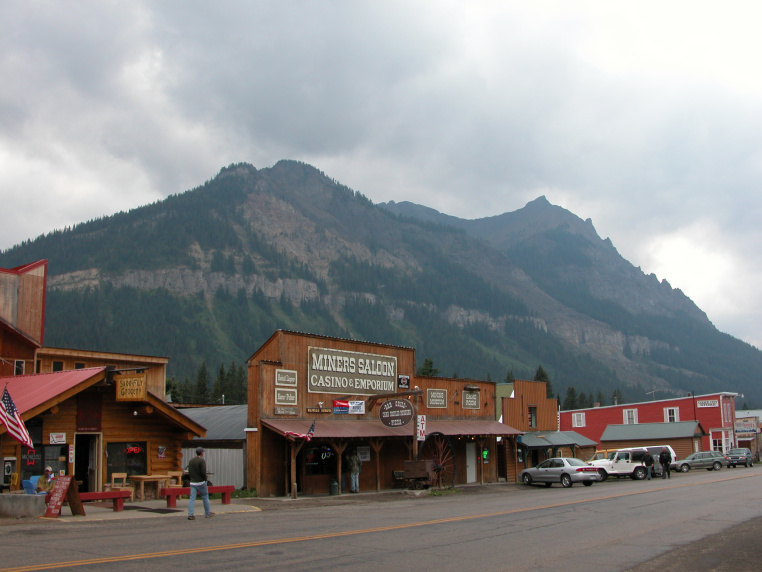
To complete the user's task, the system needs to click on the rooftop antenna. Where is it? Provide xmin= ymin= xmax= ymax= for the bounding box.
xmin=646 ymin=388 xmax=663 ymax=401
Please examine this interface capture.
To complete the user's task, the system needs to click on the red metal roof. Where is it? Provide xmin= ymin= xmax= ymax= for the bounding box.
xmin=0 ymin=368 xmax=107 ymax=416
xmin=262 ymin=418 xmax=522 ymax=439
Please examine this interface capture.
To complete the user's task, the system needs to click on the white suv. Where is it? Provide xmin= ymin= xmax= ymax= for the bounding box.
xmin=589 ymin=446 xmax=678 ymax=480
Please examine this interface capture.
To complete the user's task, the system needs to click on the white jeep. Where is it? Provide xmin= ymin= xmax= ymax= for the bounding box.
xmin=589 ymin=446 xmax=678 ymax=481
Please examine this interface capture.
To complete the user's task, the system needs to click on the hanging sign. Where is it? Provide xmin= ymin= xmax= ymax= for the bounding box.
xmin=379 ymin=399 xmax=414 ymax=428
xmin=417 ymin=415 xmax=426 ymax=441
xmin=114 ymin=372 xmax=147 ymax=401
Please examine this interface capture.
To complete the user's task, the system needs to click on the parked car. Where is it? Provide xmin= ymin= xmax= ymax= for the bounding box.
xmin=589 ymin=446 xmax=678 ymax=480
xmin=727 ymin=448 xmax=754 ymax=468
xmin=676 ymin=451 xmax=730 ymax=472
xmin=520 ymin=458 xmax=602 ymax=488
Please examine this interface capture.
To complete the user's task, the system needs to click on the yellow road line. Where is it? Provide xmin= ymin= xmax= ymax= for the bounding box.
xmin=3 ymin=472 xmax=758 ymax=572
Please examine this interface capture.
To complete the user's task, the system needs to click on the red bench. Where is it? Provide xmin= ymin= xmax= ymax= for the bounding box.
xmin=45 ymin=489 xmax=132 ymax=512
xmin=160 ymin=485 xmax=235 ymax=509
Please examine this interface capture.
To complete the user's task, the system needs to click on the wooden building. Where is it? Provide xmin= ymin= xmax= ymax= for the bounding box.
xmin=35 ymin=347 xmax=169 ymax=399
xmin=0 ymin=260 xmax=47 ymax=377
xmin=498 ymin=379 xmax=595 ymax=481
xmin=246 ymin=330 xmax=522 ymax=497
xmin=0 ymin=368 xmax=205 ymax=492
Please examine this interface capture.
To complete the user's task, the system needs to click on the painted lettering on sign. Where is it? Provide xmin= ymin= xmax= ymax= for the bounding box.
xmin=462 ymin=391 xmax=480 ymax=410
xmin=379 ymin=399 xmax=414 ymax=427
xmin=697 ymin=399 xmax=719 ymax=408
xmin=308 ymin=347 xmax=397 ymax=396
xmin=275 ymin=388 xmax=298 ymax=406
xmin=426 ymin=389 xmax=447 ymax=408
xmin=276 ymin=369 xmax=297 ymax=387
xmin=114 ymin=373 xmax=147 ymax=401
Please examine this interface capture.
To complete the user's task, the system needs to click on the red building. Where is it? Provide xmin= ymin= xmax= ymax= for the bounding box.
xmin=559 ymin=392 xmax=739 ymax=453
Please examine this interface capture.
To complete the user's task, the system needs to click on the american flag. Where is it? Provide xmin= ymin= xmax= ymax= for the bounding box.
xmin=0 ymin=387 xmax=33 ymax=448
xmin=284 ymin=420 xmax=315 ymax=442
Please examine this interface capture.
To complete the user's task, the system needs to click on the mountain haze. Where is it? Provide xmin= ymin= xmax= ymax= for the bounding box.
xmin=2 ymin=160 xmax=760 ymax=406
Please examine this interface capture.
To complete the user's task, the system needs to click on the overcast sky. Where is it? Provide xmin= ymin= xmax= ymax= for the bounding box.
xmin=2 ymin=2 xmax=762 ymax=349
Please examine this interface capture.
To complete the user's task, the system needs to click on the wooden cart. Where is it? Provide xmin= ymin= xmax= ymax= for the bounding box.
xmin=403 ymin=459 xmax=434 ymax=489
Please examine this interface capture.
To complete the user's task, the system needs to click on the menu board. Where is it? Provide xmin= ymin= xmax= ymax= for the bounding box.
xmin=44 ymin=476 xmax=85 ymax=518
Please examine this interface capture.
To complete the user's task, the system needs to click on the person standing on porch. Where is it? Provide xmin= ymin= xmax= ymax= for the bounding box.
xmin=187 ymin=447 xmax=214 ymax=520
xmin=348 ymin=449 xmax=361 ymax=493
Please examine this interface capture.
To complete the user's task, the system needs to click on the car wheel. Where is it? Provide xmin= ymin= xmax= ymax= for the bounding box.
xmin=522 ymin=473 xmax=532 ymax=486
xmin=583 ymin=481 xmax=593 ymax=487
xmin=634 ymin=467 xmax=647 ymax=480
xmin=680 ymin=464 xmax=690 ymax=472
xmin=713 ymin=461 xmax=722 ymax=471
xmin=749 ymin=461 xmax=753 ymax=467
xmin=598 ymin=469 xmax=608 ymax=481
xmin=561 ymin=474 xmax=573 ymax=488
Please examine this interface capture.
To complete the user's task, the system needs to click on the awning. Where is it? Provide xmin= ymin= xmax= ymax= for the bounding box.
xmin=520 ymin=430 xmax=597 ymax=449
xmin=262 ymin=418 xmax=522 ymax=439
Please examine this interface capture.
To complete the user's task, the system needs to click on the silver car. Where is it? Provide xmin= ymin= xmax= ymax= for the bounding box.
xmin=676 ymin=451 xmax=729 ymax=472
xmin=520 ymin=457 xmax=602 ymax=488
xmin=727 ymin=448 xmax=754 ymax=468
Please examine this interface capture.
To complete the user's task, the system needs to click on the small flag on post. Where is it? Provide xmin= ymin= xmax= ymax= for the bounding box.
xmin=0 ymin=387 xmax=33 ymax=448
xmin=284 ymin=420 xmax=315 ymax=442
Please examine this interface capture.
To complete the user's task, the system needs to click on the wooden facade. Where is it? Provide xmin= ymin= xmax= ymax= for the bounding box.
xmin=247 ymin=330 xmax=521 ymax=497
xmin=0 ymin=260 xmax=47 ymax=377
xmin=35 ymin=347 xmax=169 ymax=399
xmin=0 ymin=369 xmax=204 ymax=493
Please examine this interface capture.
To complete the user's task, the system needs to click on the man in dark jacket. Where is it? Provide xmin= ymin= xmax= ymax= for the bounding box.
xmin=659 ymin=447 xmax=672 ymax=479
xmin=187 ymin=447 xmax=214 ymax=520
xmin=643 ymin=451 xmax=654 ymax=480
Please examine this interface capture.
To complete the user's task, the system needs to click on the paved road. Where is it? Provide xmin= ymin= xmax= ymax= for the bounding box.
xmin=2 ymin=466 xmax=761 ymax=571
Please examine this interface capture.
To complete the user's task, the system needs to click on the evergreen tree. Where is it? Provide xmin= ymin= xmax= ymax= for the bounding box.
xmin=596 ymin=390 xmax=606 ymax=407
xmin=611 ymin=388 xmax=623 ymax=406
xmin=212 ymin=363 xmax=227 ymax=401
xmin=416 ymin=358 xmax=439 ymax=377
xmin=562 ymin=386 xmax=578 ymax=410
xmin=194 ymin=362 xmax=210 ymax=404
xmin=504 ymin=369 xmax=515 ymax=384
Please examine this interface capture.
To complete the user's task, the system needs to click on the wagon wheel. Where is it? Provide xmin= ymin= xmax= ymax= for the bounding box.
xmin=418 ymin=432 xmax=457 ymax=489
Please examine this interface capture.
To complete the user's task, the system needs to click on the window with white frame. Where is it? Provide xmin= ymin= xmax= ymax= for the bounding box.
xmin=572 ymin=412 xmax=585 ymax=427
xmin=663 ymin=407 xmax=679 ymax=423
xmin=623 ymin=409 xmax=638 ymax=424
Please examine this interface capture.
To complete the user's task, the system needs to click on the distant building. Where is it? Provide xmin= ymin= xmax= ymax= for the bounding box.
xmin=559 ymin=392 xmax=739 ymax=453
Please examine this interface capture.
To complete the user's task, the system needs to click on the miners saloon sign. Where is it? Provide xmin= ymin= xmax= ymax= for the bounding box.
xmin=308 ymin=347 xmax=397 ymax=396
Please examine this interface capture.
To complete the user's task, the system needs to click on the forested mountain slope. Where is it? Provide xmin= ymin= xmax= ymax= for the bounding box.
xmin=2 ymin=160 xmax=760 ymax=406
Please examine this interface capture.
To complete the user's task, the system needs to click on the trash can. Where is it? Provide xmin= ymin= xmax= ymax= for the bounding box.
xmin=329 ymin=480 xmax=339 ymax=496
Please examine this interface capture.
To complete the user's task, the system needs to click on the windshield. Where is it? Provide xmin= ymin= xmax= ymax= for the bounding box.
xmin=728 ymin=449 xmax=746 ymax=455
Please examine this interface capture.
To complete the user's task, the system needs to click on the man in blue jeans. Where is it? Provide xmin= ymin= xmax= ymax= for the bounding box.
xmin=188 ymin=447 xmax=214 ymax=520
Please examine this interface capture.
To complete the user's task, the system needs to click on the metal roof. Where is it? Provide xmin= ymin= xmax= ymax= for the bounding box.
xmin=262 ymin=418 xmax=522 ymax=439
xmin=0 ymin=368 xmax=108 ymax=416
xmin=179 ymin=405 xmax=248 ymax=440
xmin=520 ymin=431 xmax=597 ymax=448
xmin=600 ymin=421 xmax=703 ymax=441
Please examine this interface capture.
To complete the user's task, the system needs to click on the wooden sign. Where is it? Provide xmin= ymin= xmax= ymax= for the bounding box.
xmin=379 ymin=399 xmax=414 ymax=428
xmin=44 ymin=476 xmax=85 ymax=518
xmin=115 ymin=372 xmax=147 ymax=401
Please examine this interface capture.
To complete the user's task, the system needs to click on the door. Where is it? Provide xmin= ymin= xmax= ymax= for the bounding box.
xmin=74 ymin=434 xmax=101 ymax=492
xmin=466 ymin=442 xmax=477 ymax=483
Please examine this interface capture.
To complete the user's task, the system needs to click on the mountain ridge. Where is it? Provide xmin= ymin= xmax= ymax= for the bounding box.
xmin=2 ymin=159 xmax=758 ymax=406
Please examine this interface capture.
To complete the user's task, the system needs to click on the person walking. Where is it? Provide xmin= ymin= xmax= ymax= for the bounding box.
xmin=187 ymin=447 xmax=214 ymax=520
xmin=659 ymin=447 xmax=672 ymax=479
xmin=643 ymin=450 xmax=654 ymax=480
xmin=347 ymin=449 xmax=361 ymax=493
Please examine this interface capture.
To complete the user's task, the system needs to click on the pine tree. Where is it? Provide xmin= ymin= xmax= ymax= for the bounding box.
xmin=533 ymin=365 xmax=553 ymax=397
xmin=416 ymin=358 xmax=439 ymax=377
xmin=562 ymin=386 xmax=578 ymax=411
xmin=504 ymin=369 xmax=515 ymax=384
xmin=194 ymin=362 xmax=210 ymax=404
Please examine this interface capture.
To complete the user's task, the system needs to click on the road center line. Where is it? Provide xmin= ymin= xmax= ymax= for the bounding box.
xmin=3 ymin=472 xmax=759 ymax=572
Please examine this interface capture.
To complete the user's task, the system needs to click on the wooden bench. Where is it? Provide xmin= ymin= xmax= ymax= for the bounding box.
xmin=160 ymin=485 xmax=235 ymax=509
xmin=45 ymin=489 xmax=132 ymax=512
xmin=392 ymin=470 xmax=405 ymax=488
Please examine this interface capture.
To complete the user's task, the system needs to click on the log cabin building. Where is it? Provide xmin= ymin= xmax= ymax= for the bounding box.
xmin=246 ymin=330 xmax=522 ymax=497
xmin=0 ymin=259 xmax=205 ymax=493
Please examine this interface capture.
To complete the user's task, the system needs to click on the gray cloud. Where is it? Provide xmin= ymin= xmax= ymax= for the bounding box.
xmin=2 ymin=1 xmax=761 ymax=347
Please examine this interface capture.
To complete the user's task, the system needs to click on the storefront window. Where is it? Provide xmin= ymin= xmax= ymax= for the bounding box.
xmin=304 ymin=445 xmax=337 ymax=476
xmin=106 ymin=442 xmax=147 ymax=481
